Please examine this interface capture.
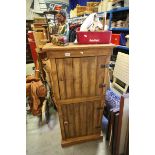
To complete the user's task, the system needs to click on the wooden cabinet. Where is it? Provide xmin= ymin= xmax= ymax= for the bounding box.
xmin=41 ymin=43 xmax=115 ymax=146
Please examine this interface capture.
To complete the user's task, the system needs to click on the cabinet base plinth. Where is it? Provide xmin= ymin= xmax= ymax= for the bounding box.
xmin=61 ymin=134 xmax=103 ymax=147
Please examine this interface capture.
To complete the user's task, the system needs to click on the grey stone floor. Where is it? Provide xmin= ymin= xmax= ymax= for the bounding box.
xmin=26 ymin=110 xmax=111 ymax=155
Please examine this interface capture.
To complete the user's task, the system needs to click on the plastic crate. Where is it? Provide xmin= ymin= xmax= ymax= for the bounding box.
xmin=76 ymin=31 xmax=112 ymax=44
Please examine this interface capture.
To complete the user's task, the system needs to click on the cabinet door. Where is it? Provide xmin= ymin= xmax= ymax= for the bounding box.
xmin=60 ymin=99 xmax=104 ymax=140
xmin=55 ymin=55 xmax=108 ymax=100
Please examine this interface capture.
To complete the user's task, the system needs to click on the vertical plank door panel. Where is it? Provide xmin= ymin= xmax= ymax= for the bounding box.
xmin=64 ymin=58 xmax=74 ymax=99
xmin=80 ymin=102 xmax=87 ymax=136
xmin=61 ymin=105 xmax=70 ymax=139
xmin=74 ymin=103 xmax=80 ymax=137
xmin=81 ymin=58 xmax=89 ymax=97
xmin=67 ymin=104 xmax=75 ymax=138
xmin=73 ymin=58 xmax=82 ymax=97
xmin=88 ymin=57 xmax=97 ymax=96
xmin=94 ymin=100 xmax=102 ymax=134
xmin=86 ymin=101 xmax=94 ymax=135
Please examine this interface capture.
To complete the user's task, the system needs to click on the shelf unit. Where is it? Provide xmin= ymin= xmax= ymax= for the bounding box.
xmin=68 ymin=7 xmax=129 ymax=52
xmin=116 ymin=45 xmax=129 ymax=51
xmin=108 ymin=7 xmax=129 ymax=31
xmin=109 ymin=7 xmax=129 ymax=53
xmin=110 ymin=28 xmax=129 ymax=31
xmin=111 ymin=7 xmax=129 ymax=13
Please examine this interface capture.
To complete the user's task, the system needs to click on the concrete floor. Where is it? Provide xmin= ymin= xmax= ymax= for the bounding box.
xmin=26 ymin=110 xmax=111 ymax=155
xmin=26 ymin=63 xmax=111 ymax=155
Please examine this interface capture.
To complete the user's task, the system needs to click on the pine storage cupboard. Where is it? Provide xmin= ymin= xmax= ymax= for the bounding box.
xmin=41 ymin=43 xmax=115 ymax=147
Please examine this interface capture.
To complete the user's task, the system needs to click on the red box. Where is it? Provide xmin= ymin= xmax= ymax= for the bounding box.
xmin=76 ymin=31 xmax=112 ymax=44
xmin=28 ymin=31 xmax=38 ymax=67
xmin=111 ymin=34 xmax=120 ymax=45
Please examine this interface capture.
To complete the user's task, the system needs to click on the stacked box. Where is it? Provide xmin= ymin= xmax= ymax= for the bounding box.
xmin=77 ymin=5 xmax=87 ymax=16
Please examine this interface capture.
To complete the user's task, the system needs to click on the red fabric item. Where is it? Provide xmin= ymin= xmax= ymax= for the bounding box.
xmin=28 ymin=31 xmax=38 ymax=67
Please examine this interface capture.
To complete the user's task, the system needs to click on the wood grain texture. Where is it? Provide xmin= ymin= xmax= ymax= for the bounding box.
xmin=81 ymin=57 xmax=89 ymax=97
xmin=86 ymin=101 xmax=94 ymax=135
xmin=42 ymin=43 xmax=116 ymax=51
xmin=61 ymin=105 xmax=69 ymax=139
xmin=67 ymin=104 xmax=75 ymax=138
xmin=94 ymin=101 xmax=102 ymax=134
xmin=61 ymin=134 xmax=103 ymax=147
xmin=98 ymin=101 xmax=104 ymax=133
xmin=96 ymin=56 xmax=106 ymax=96
xmin=57 ymin=96 xmax=103 ymax=104
xmin=74 ymin=103 xmax=80 ymax=137
xmin=43 ymin=44 xmax=114 ymax=146
xmin=33 ymin=31 xmax=46 ymax=49
xmin=56 ymin=59 xmax=66 ymax=99
xmin=50 ymin=59 xmax=60 ymax=100
xmin=45 ymin=49 xmax=112 ymax=58
xmin=115 ymin=96 xmax=125 ymax=155
xmin=80 ymin=102 xmax=87 ymax=136
xmin=89 ymin=57 xmax=97 ymax=96
xmin=112 ymin=113 xmax=119 ymax=155
xmin=64 ymin=58 xmax=74 ymax=99
xmin=57 ymin=107 xmax=66 ymax=140
xmin=43 ymin=59 xmax=52 ymax=87
xmin=103 ymin=56 xmax=111 ymax=93
xmin=73 ymin=58 xmax=82 ymax=97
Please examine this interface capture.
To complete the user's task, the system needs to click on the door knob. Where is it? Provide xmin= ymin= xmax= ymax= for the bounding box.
xmin=64 ymin=121 xmax=69 ymax=125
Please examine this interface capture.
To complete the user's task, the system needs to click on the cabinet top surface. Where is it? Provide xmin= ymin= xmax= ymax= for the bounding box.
xmin=41 ymin=43 xmax=116 ymax=52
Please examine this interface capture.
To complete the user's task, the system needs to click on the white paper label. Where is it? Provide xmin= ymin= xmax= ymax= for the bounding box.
xmin=65 ymin=53 xmax=70 ymax=57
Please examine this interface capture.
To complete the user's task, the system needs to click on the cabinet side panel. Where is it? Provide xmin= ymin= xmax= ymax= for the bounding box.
xmin=56 ymin=59 xmax=66 ymax=99
xmin=50 ymin=59 xmax=60 ymax=100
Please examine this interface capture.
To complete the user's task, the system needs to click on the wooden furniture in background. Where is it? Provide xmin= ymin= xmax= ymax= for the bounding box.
xmin=40 ymin=43 xmax=115 ymax=146
xmin=26 ymin=20 xmax=34 ymax=64
xmin=106 ymin=94 xmax=129 ymax=155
